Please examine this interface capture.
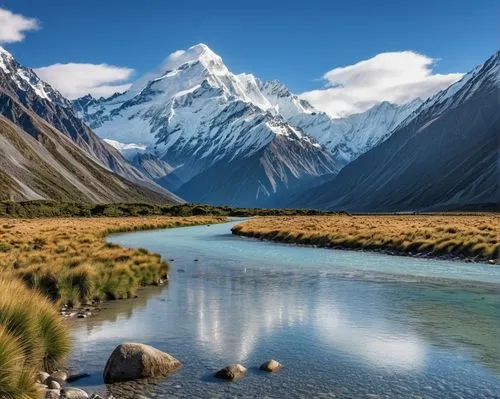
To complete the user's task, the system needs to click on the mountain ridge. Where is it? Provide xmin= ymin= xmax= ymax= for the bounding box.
xmin=291 ymin=51 xmax=500 ymax=212
xmin=0 ymin=46 xmax=182 ymax=204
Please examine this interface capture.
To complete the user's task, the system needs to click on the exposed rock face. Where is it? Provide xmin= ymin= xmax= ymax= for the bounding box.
xmin=214 ymin=364 xmax=247 ymax=380
xmin=259 ymin=359 xmax=282 ymax=372
xmin=103 ymin=343 xmax=181 ymax=383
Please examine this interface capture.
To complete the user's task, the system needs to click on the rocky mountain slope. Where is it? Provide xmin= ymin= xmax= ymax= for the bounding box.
xmin=0 ymin=46 xmax=181 ymax=203
xmin=291 ymin=52 xmax=500 ymax=212
xmin=257 ymin=79 xmax=423 ymax=167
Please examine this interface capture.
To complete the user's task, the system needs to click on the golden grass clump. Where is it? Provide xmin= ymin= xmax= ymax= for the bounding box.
xmin=232 ymin=214 xmax=499 ymax=262
xmin=0 ymin=215 xmax=225 ymax=306
xmin=0 ymin=277 xmax=70 ymax=398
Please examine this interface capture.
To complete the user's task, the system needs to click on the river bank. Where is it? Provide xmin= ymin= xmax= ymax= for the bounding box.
xmin=231 ymin=214 xmax=499 ymax=263
xmin=0 ymin=215 xmax=226 ymax=398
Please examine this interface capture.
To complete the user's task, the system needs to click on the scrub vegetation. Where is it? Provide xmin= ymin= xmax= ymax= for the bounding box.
xmin=232 ymin=214 xmax=499 ymax=262
xmin=0 ymin=200 xmax=338 ymax=218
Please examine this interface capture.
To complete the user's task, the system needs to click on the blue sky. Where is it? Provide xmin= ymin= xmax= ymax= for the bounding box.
xmin=0 ymin=0 xmax=497 ymax=115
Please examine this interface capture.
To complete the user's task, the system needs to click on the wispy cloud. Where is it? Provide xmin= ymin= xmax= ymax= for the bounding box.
xmin=35 ymin=63 xmax=134 ymax=99
xmin=301 ymin=51 xmax=464 ymax=117
xmin=0 ymin=7 xmax=39 ymax=43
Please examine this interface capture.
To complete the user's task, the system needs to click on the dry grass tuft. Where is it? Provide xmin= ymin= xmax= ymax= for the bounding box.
xmin=232 ymin=214 xmax=499 ymax=262
xmin=0 ymin=277 xmax=70 ymax=398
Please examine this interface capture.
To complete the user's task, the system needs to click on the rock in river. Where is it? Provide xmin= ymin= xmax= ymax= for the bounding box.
xmin=103 ymin=342 xmax=181 ymax=383
xmin=214 ymin=364 xmax=247 ymax=380
xmin=259 ymin=359 xmax=282 ymax=372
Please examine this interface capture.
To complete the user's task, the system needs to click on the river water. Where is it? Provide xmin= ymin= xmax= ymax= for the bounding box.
xmin=68 ymin=219 xmax=500 ymax=398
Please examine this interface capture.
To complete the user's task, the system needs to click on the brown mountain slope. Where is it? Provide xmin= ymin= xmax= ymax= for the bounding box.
xmin=0 ymin=95 xmax=182 ymax=203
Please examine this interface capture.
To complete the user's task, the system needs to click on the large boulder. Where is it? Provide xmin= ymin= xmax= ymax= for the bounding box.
xmin=214 ymin=364 xmax=247 ymax=380
xmin=103 ymin=343 xmax=181 ymax=383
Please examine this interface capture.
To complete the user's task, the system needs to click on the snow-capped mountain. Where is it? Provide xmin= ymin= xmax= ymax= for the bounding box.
xmin=0 ymin=46 xmax=180 ymax=203
xmin=75 ymin=44 xmax=338 ymax=206
xmin=292 ymin=99 xmax=423 ymax=166
xmin=0 ymin=47 xmax=71 ymax=108
xmin=253 ymin=76 xmax=423 ymax=166
xmin=292 ymin=51 xmax=500 ymax=212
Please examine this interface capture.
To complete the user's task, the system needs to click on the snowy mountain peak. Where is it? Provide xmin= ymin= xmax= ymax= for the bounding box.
xmin=0 ymin=46 xmax=14 ymax=72
xmin=161 ymin=43 xmax=228 ymax=77
xmin=0 ymin=46 xmax=70 ymax=107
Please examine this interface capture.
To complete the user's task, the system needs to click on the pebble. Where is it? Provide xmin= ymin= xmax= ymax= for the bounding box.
xmin=61 ymin=387 xmax=89 ymax=399
xmin=44 ymin=389 xmax=60 ymax=399
xmin=48 ymin=380 xmax=61 ymax=389
xmin=38 ymin=371 xmax=50 ymax=383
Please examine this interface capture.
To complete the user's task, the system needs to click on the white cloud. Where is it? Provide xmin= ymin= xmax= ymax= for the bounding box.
xmin=301 ymin=51 xmax=464 ymax=117
xmin=0 ymin=8 xmax=39 ymax=43
xmin=35 ymin=63 xmax=134 ymax=99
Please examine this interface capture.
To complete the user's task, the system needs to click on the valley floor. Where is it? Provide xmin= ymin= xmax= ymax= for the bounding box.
xmin=232 ymin=214 xmax=499 ymax=263
xmin=0 ymin=215 xmax=226 ymax=304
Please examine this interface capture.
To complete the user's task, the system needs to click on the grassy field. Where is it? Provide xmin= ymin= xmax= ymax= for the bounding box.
xmin=232 ymin=214 xmax=499 ymax=262
xmin=0 ymin=215 xmax=225 ymax=305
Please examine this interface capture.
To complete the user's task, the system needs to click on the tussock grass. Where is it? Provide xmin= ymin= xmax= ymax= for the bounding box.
xmin=0 ymin=216 xmax=225 ymax=305
xmin=0 ymin=278 xmax=70 ymax=398
xmin=232 ymin=214 xmax=499 ymax=262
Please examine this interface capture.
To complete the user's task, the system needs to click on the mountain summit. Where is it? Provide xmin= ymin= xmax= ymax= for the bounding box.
xmin=75 ymin=44 xmax=338 ymax=206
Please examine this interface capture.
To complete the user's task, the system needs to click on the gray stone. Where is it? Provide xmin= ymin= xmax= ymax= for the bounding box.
xmin=48 ymin=380 xmax=61 ymax=389
xmin=259 ymin=359 xmax=282 ymax=372
xmin=51 ymin=370 xmax=68 ymax=382
xmin=214 ymin=364 xmax=247 ymax=380
xmin=61 ymin=387 xmax=89 ymax=399
xmin=38 ymin=371 xmax=50 ymax=383
xmin=103 ymin=342 xmax=181 ymax=383
xmin=46 ymin=376 xmax=65 ymax=387
xmin=44 ymin=389 xmax=61 ymax=399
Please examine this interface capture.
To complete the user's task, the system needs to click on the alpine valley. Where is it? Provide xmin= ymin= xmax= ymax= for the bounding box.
xmin=1 ymin=43 xmax=498 ymax=211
